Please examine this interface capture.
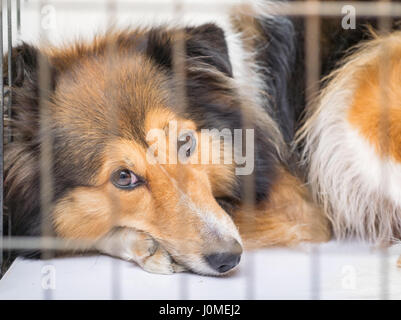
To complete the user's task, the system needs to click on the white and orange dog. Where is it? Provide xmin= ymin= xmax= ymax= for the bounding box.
xmin=300 ymin=31 xmax=401 ymax=244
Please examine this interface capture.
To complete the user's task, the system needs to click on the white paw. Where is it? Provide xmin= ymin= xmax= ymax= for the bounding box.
xmin=140 ymin=241 xmax=186 ymax=274
xmin=96 ymin=228 xmax=186 ymax=274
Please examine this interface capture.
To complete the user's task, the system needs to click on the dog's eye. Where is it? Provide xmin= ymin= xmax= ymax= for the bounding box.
xmin=111 ymin=169 xmax=142 ymax=190
xmin=178 ymin=131 xmax=196 ymax=159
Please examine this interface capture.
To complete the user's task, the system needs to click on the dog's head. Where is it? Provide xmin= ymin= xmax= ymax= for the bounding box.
xmin=5 ymin=25 xmax=246 ymax=275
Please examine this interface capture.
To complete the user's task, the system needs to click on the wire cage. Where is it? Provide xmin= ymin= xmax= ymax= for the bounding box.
xmin=0 ymin=0 xmax=400 ymax=300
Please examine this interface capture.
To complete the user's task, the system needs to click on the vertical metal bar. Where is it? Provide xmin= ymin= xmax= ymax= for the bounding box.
xmin=6 ymin=0 xmax=10 ymax=135
xmin=39 ymin=54 xmax=54 ymax=301
xmin=0 ymin=0 xmax=4 ymax=278
xmin=241 ymin=48 xmax=256 ymax=301
xmin=380 ymin=248 xmax=389 ymax=299
xmin=310 ymin=246 xmax=320 ymax=299
xmin=245 ymin=251 xmax=254 ymax=299
xmin=38 ymin=0 xmax=54 ymax=300
xmin=378 ymin=0 xmax=392 ymax=301
xmin=106 ymin=0 xmax=121 ymax=300
xmin=16 ymin=0 xmax=20 ymax=37
xmin=243 ymin=137 xmax=256 ymax=300
xmin=305 ymin=0 xmax=321 ymax=300
xmin=172 ymin=0 xmax=189 ymax=300
xmin=5 ymin=0 xmax=11 ymax=271
xmin=378 ymin=0 xmax=392 ymax=31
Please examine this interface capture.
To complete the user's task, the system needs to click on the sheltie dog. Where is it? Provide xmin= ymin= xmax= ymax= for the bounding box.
xmin=5 ymin=0 xmax=400 ymax=276
xmin=4 ymin=1 xmax=331 ymax=275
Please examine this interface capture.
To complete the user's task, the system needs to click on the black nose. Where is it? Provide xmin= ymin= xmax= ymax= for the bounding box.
xmin=205 ymin=240 xmax=242 ymax=273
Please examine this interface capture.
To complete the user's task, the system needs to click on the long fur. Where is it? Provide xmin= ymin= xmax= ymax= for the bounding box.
xmin=2 ymin=2 xmax=335 ymax=273
xmin=4 ymin=5 xmax=300 ymax=258
xmin=298 ymin=33 xmax=401 ymax=243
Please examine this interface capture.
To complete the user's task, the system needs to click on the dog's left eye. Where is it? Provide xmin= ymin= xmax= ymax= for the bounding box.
xmin=111 ymin=169 xmax=142 ymax=190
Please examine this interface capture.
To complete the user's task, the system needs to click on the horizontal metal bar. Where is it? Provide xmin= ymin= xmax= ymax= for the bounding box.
xmin=1 ymin=236 xmax=395 ymax=256
xmin=21 ymin=1 xmax=401 ymax=17
xmin=2 ymin=236 xmax=98 ymax=251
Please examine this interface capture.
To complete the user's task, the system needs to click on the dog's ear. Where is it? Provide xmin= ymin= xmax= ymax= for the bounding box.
xmin=5 ymin=43 xmax=39 ymax=87
xmin=5 ymin=43 xmax=56 ymax=141
xmin=184 ymin=23 xmax=232 ymax=77
xmin=146 ymin=24 xmax=232 ymax=77
xmin=145 ymin=29 xmax=173 ymax=70
xmin=4 ymin=44 xmax=56 ymax=254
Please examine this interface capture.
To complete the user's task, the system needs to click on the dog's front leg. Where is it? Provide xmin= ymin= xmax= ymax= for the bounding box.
xmin=233 ymin=167 xmax=331 ymax=249
xmin=95 ymin=227 xmax=186 ymax=274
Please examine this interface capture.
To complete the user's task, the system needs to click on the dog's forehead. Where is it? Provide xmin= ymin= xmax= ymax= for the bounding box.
xmin=52 ymin=52 xmax=172 ymax=144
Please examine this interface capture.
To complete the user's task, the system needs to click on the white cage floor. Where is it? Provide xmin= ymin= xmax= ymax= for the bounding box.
xmin=1 ymin=242 xmax=400 ymax=300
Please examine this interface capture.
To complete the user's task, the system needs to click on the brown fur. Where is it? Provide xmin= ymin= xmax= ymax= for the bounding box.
xmin=50 ymin=102 xmax=240 ymax=270
xmin=234 ymin=167 xmax=331 ymax=250
xmin=348 ymin=38 xmax=401 ymax=162
xmin=5 ymin=20 xmax=330 ymax=274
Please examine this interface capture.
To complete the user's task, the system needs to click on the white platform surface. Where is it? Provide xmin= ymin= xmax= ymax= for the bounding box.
xmin=1 ymin=242 xmax=400 ymax=300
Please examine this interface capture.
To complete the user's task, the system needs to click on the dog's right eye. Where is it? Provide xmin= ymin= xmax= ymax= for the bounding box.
xmin=111 ymin=169 xmax=143 ymax=190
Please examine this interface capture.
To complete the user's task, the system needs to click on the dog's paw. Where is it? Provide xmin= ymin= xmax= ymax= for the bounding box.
xmin=139 ymin=240 xmax=186 ymax=274
xmin=96 ymin=228 xmax=186 ymax=275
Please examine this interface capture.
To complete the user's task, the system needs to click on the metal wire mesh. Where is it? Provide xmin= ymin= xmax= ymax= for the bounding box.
xmin=0 ymin=0 xmax=399 ymax=300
